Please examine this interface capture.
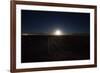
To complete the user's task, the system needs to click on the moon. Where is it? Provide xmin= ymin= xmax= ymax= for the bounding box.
xmin=54 ymin=29 xmax=63 ymax=35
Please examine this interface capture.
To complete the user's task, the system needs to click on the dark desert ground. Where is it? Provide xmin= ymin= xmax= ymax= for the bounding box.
xmin=21 ymin=34 xmax=90 ymax=63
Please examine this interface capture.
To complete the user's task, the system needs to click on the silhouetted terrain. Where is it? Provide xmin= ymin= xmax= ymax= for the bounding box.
xmin=21 ymin=34 xmax=90 ymax=63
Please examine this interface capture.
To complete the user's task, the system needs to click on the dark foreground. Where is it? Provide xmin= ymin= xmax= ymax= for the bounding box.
xmin=21 ymin=35 xmax=90 ymax=63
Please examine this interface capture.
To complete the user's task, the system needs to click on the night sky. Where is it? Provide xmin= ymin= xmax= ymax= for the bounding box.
xmin=21 ymin=10 xmax=90 ymax=34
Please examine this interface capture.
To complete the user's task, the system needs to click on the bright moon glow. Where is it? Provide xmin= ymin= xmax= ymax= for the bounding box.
xmin=54 ymin=30 xmax=62 ymax=35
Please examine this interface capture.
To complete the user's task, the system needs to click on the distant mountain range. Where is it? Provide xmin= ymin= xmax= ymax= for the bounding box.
xmin=22 ymin=32 xmax=89 ymax=36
